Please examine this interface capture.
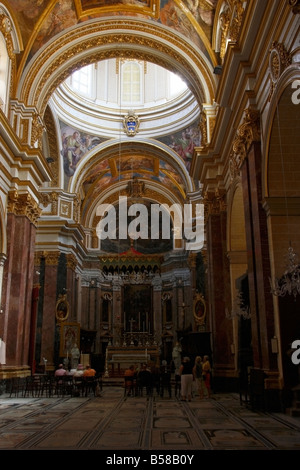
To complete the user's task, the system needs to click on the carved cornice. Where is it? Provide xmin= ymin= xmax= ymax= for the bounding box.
xmin=7 ymin=190 xmax=42 ymax=226
xmin=229 ymin=108 xmax=260 ymax=180
xmin=268 ymin=41 xmax=292 ymax=100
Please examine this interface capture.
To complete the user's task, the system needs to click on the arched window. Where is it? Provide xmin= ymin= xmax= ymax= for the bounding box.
xmin=0 ymin=33 xmax=9 ymax=111
xmin=121 ymin=61 xmax=142 ymax=105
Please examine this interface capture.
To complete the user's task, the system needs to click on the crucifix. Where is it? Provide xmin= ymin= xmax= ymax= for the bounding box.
xmin=129 ymin=317 xmax=136 ymax=332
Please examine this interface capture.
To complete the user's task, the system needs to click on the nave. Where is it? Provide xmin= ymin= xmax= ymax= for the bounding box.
xmin=0 ymin=386 xmax=299 ymax=452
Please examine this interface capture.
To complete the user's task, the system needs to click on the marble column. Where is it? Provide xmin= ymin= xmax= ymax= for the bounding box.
xmin=40 ymin=251 xmax=60 ymax=369
xmin=241 ymin=142 xmax=275 ymax=370
xmin=2 ymin=191 xmax=41 ymax=367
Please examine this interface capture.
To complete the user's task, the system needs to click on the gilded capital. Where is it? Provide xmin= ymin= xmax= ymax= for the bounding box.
xmin=7 ymin=191 xmax=42 ymax=226
xmin=43 ymin=251 xmax=61 ymax=266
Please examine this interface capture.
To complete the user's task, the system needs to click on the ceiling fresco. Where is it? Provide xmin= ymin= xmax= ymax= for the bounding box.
xmin=59 ymin=119 xmax=198 ymax=198
xmin=9 ymin=0 xmax=218 ymax=69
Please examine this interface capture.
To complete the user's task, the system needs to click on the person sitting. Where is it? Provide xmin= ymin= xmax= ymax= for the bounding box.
xmin=55 ymin=364 xmax=67 ymax=377
xmin=83 ymin=364 xmax=96 ymax=377
xmin=73 ymin=364 xmax=84 ymax=377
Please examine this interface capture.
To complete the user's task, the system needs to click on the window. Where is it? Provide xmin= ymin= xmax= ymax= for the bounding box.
xmin=121 ymin=61 xmax=142 ymax=104
xmin=70 ymin=64 xmax=93 ymax=97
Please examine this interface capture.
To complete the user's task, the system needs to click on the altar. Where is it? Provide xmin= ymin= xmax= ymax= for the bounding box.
xmin=106 ymin=345 xmax=160 ymax=375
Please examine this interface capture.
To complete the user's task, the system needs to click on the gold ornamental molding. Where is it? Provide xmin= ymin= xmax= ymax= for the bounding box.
xmin=74 ymin=0 xmax=160 ymax=20
xmin=218 ymin=0 xmax=247 ymax=62
xmin=20 ymin=20 xmax=214 ymax=116
xmin=39 ymin=191 xmax=58 ymax=215
xmin=7 ymin=190 xmax=42 ymax=226
xmin=0 ymin=12 xmax=17 ymax=98
xmin=66 ymin=253 xmax=78 ymax=271
xmin=268 ymin=41 xmax=292 ymax=100
xmin=289 ymin=0 xmax=300 ymax=14
xmin=203 ymin=188 xmax=227 ymax=220
xmin=43 ymin=251 xmax=60 ymax=266
xmin=229 ymin=108 xmax=260 ymax=180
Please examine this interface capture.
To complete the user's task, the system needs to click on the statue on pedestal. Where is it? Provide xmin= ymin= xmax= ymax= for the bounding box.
xmin=172 ymin=341 xmax=182 ymax=374
xmin=71 ymin=343 xmax=80 ymax=369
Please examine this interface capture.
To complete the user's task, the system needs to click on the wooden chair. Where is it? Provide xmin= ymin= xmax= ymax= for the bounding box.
xmin=9 ymin=377 xmax=26 ymax=397
xmin=83 ymin=376 xmax=97 ymax=397
xmin=73 ymin=376 xmax=84 ymax=396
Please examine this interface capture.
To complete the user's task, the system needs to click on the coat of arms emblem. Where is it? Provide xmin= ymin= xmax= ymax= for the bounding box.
xmin=123 ymin=111 xmax=140 ymax=136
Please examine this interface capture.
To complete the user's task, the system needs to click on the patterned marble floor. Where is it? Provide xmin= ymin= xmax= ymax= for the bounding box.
xmin=0 ymin=387 xmax=299 ymax=456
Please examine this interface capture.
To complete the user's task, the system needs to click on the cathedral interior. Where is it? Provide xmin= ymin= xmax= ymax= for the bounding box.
xmin=0 ymin=0 xmax=300 ymax=418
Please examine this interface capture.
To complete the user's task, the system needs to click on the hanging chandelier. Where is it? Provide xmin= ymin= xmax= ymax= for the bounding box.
xmin=269 ymin=245 xmax=300 ymax=298
xmin=226 ymin=291 xmax=251 ymax=320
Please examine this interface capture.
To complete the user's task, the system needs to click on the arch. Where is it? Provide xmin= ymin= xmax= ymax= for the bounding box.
xmin=70 ymin=137 xmax=194 ymax=196
xmin=17 ymin=18 xmax=217 ymax=117
xmin=263 ymin=65 xmax=300 ymax=200
xmin=228 ymin=182 xmax=247 ymax=253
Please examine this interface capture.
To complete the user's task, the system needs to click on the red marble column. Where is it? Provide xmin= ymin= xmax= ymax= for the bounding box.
xmin=2 ymin=208 xmax=37 ymax=367
xmin=241 ymin=142 xmax=275 ymax=371
xmin=206 ymin=207 xmax=233 ymax=370
xmin=40 ymin=252 xmax=60 ymax=369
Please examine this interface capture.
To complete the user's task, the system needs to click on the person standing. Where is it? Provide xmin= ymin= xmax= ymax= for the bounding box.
xmin=193 ymin=356 xmax=204 ymax=399
xmin=202 ymin=355 xmax=212 ymax=398
xmin=179 ymin=356 xmax=194 ymax=401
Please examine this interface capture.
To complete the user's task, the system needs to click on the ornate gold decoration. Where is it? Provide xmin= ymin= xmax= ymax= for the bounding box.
xmin=268 ymin=42 xmax=292 ymax=100
xmin=43 ymin=251 xmax=60 ymax=266
xmin=31 ymin=112 xmax=44 ymax=148
xmin=66 ymin=253 xmax=77 ymax=271
xmin=218 ymin=1 xmax=246 ymax=61
xmin=44 ymin=106 xmax=59 ymax=187
xmin=21 ymin=20 xmax=212 ymax=116
xmin=193 ymin=293 xmax=206 ymax=330
xmin=289 ymin=0 xmax=300 ymax=14
xmin=219 ymin=8 xmax=230 ymax=61
xmin=199 ymin=111 xmax=207 ymax=147
xmin=39 ymin=191 xmax=59 ymax=215
xmin=126 ymin=177 xmax=145 ymax=198
xmin=0 ymin=12 xmax=17 ymax=98
xmin=229 ymin=108 xmax=260 ymax=180
xmin=74 ymin=0 xmax=160 ymax=20
xmin=60 ymin=201 xmax=71 ymax=218
xmin=7 ymin=190 xmax=42 ymax=226
xmin=123 ymin=111 xmax=140 ymax=136
xmin=229 ymin=0 xmax=245 ymax=43
xmin=203 ymin=188 xmax=227 ymax=220
xmin=56 ymin=293 xmax=69 ymax=322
